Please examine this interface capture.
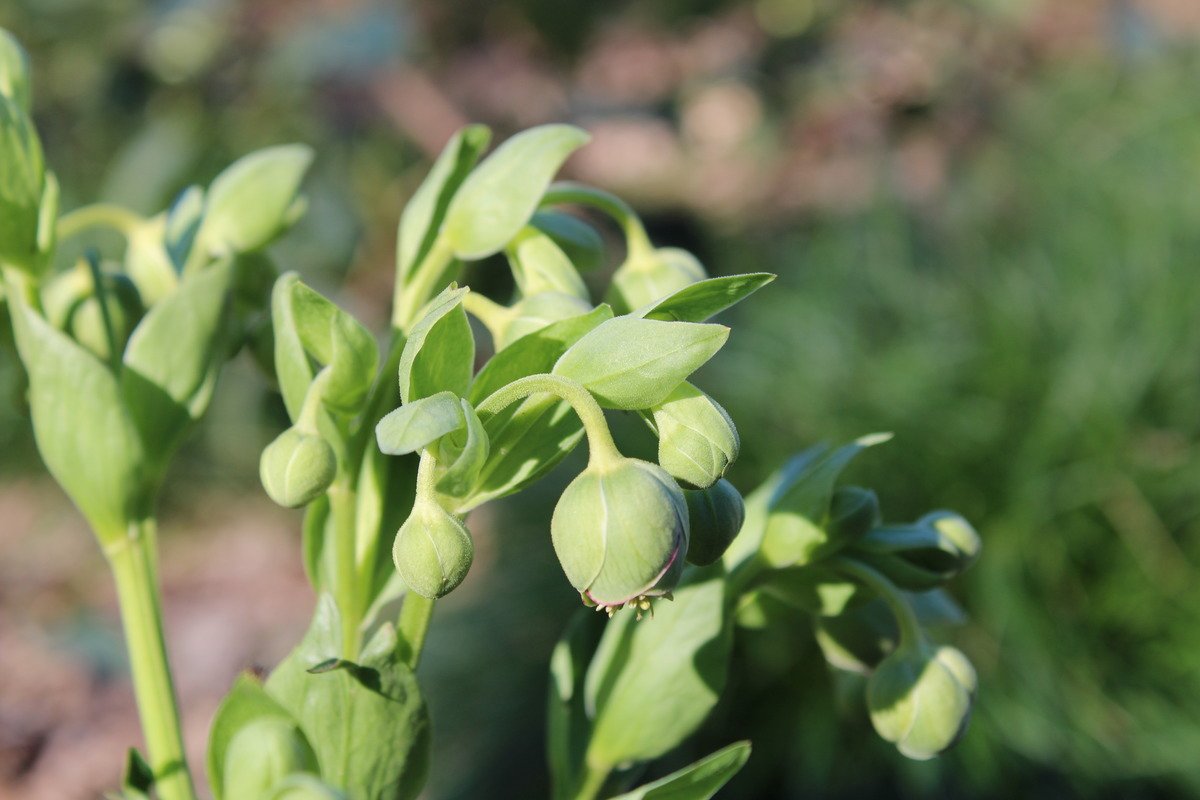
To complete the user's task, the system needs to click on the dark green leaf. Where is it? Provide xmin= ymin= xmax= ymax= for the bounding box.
xmin=636 ymin=273 xmax=775 ymax=323
xmin=610 ymin=741 xmax=752 ymax=800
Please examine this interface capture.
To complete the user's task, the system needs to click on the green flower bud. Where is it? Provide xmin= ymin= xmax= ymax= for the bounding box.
xmin=67 ymin=271 xmax=146 ymax=362
xmin=683 ymin=478 xmax=745 ymax=566
xmin=223 ymin=717 xmax=318 ymax=800
xmin=0 ymin=28 xmax=32 ymax=112
xmin=827 ymin=486 xmax=880 ymax=545
xmin=393 ymin=499 xmax=474 ymax=599
xmin=651 ymin=381 xmax=738 ymax=489
xmin=0 ymin=94 xmax=45 ymax=272
xmin=260 ymin=428 xmax=337 ymax=508
xmin=497 ymin=291 xmax=592 ymax=350
xmin=606 ymin=247 xmax=706 ymax=314
xmin=850 ymin=511 xmax=980 ymax=591
xmin=551 ymin=458 xmax=688 ymax=613
xmin=867 ymin=643 xmax=975 ymax=760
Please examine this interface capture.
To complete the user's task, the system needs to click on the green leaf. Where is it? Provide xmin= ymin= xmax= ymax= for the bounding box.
xmin=199 ymin=144 xmax=314 ymax=256
xmin=119 ymin=748 xmax=154 ymax=800
xmin=469 ymin=305 xmax=612 ymax=403
xmin=442 ymin=125 xmax=590 ymax=259
xmin=636 ymin=273 xmax=776 ymax=323
xmin=207 ymin=673 xmax=299 ymax=800
xmin=8 ymin=296 xmax=144 ymax=543
xmin=267 ymin=598 xmax=431 ymax=800
xmin=0 ymin=28 xmax=32 ymax=112
xmin=375 ymin=391 xmax=464 ymax=456
xmin=547 ymin=613 xmax=603 ymax=800
xmin=435 ymin=398 xmax=489 ymax=498
xmin=506 ymin=224 xmax=589 ymax=299
xmin=121 ymin=259 xmax=234 ymax=471
xmin=610 ymin=741 xmax=752 ymax=800
xmin=0 ymin=94 xmax=45 ymax=272
xmin=397 ymin=286 xmax=474 ymax=403
xmin=530 ymin=211 xmax=605 ymax=273
xmin=584 ymin=569 xmax=733 ymax=767
xmin=397 ymin=125 xmax=491 ymax=282
xmin=761 ymin=434 xmax=892 ymax=568
xmin=468 ymin=394 xmax=584 ymax=510
xmin=265 ymin=775 xmax=347 ymax=799
xmin=553 ymin=316 xmax=729 ymax=410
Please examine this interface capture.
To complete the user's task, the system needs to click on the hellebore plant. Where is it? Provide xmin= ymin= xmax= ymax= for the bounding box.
xmin=1 ymin=27 xmax=981 ymax=800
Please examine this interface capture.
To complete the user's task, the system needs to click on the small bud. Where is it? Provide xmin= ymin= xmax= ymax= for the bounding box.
xmin=223 ymin=717 xmax=318 ymax=800
xmin=68 ymin=271 xmax=146 ymax=361
xmin=393 ymin=499 xmax=474 ymax=598
xmin=606 ymin=247 xmax=706 ymax=314
xmin=497 ymin=291 xmax=592 ymax=350
xmin=683 ymin=478 xmax=745 ymax=566
xmin=918 ymin=510 xmax=981 ymax=569
xmin=867 ymin=643 xmax=975 ymax=760
xmin=551 ymin=458 xmax=688 ymax=611
xmin=827 ymin=486 xmax=880 ymax=545
xmin=651 ymin=382 xmax=738 ymax=489
xmin=260 ymin=428 xmax=337 ymax=508
xmin=849 ymin=511 xmax=980 ymax=591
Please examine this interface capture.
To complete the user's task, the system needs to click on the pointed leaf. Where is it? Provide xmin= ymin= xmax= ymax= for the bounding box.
xmin=199 ymin=144 xmax=313 ymax=256
xmin=207 ymin=673 xmax=298 ymax=799
xmin=610 ymin=741 xmax=752 ymax=800
xmin=442 ymin=125 xmax=590 ymax=259
xmin=397 ymin=125 xmax=491 ymax=281
xmin=554 ymin=316 xmax=729 ymax=410
xmin=635 ymin=273 xmax=775 ymax=323
xmin=397 ymin=286 xmax=474 ymax=403
xmin=375 ymin=391 xmax=464 ymax=456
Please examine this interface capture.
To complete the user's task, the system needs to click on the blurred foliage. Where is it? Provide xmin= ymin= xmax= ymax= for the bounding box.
xmin=4 ymin=0 xmax=1200 ymax=798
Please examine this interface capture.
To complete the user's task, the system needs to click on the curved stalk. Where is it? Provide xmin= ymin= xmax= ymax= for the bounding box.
xmin=541 ymin=182 xmax=653 ymax=260
xmin=829 ymin=556 xmax=924 ymax=649
xmin=57 ymin=203 xmax=143 ymax=240
xmin=476 ymin=373 xmax=622 ymax=469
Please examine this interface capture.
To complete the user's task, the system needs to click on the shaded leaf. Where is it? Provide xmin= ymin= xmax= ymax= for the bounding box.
xmin=635 ymin=273 xmax=775 ymax=323
xmin=610 ymin=741 xmax=752 ymax=800
xmin=375 ymin=391 xmax=464 ymax=456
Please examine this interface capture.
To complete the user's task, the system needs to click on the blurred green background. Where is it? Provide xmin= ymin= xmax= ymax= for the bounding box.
xmin=3 ymin=0 xmax=1200 ymax=798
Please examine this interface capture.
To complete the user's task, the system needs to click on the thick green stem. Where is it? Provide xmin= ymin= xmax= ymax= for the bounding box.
xmin=57 ymin=203 xmax=143 ymax=240
xmin=328 ymin=480 xmax=362 ymax=658
xmin=106 ymin=520 xmax=195 ymax=800
xmin=574 ymin=762 xmax=612 ymax=800
xmin=829 ymin=556 xmax=924 ymax=649
xmin=541 ymin=182 xmax=653 ymax=260
xmin=395 ymin=593 xmax=436 ymax=670
xmin=476 ymin=373 xmax=622 ymax=469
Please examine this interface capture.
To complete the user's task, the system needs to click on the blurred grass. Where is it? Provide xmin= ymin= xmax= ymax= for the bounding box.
xmin=3 ymin=1 xmax=1200 ymax=798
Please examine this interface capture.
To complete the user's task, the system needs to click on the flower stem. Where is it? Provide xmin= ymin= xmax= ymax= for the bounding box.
xmin=106 ymin=519 xmax=196 ymax=800
xmin=541 ymin=182 xmax=653 ymax=260
xmin=57 ymin=203 xmax=143 ymax=240
xmin=327 ymin=479 xmax=362 ymax=659
xmin=396 ymin=593 xmax=436 ymax=670
xmin=829 ymin=556 xmax=924 ymax=649
xmin=475 ymin=373 xmax=622 ymax=469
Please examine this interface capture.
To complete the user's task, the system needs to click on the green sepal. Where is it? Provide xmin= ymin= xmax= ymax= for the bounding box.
xmin=609 ymin=741 xmax=752 ymax=800
xmin=397 ymin=285 xmax=474 ymax=403
xmin=442 ymin=124 xmax=590 ymax=259
xmin=553 ymin=316 xmax=729 ymax=410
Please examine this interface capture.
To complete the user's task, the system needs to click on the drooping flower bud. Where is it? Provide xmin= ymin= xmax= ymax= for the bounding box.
xmin=683 ymin=478 xmax=745 ymax=566
xmin=392 ymin=499 xmax=474 ymax=599
xmin=551 ymin=458 xmax=688 ymax=613
xmin=223 ymin=717 xmax=318 ymax=800
xmin=826 ymin=485 xmax=880 ymax=545
xmin=651 ymin=382 xmax=738 ymax=489
xmin=496 ymin=291 xmax=592 ymax=350
xmin=849 ymin=510 xmax=980 ymax=591
xmin=918 ymin=510 xmax=981 ymax=569
xmin=67 ymin=271 xmax=145 ymax=361
xmin=606 ymin=247 xmax=706 ymax=314
xmin=867 ymin=643 xmax=976 ymax=760
xmin=260 ymin=427 xmax=337 ymax=508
